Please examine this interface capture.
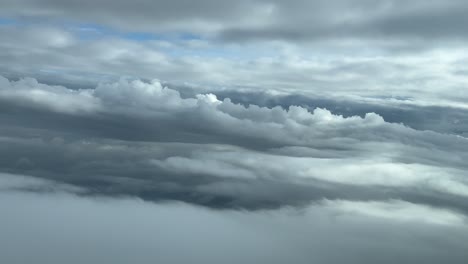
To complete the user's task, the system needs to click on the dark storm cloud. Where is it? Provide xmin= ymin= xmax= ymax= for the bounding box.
xmin=2 ymin=132 xmax=468 ymax=212
xmin=1 ymin=76 xmax=468 ymax=213
xmin=2 ymin=1 xmax=468 ymax=263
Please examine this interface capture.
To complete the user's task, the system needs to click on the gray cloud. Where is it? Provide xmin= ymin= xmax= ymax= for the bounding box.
xmin=216 ymin=89 xmax=468 ymax=137
xmin=2 ymin=1 xmax=468 ymax=262
xmin=2 ymin=24 xmax=468 ymax=113
xmin=1 ymin=179 xmax=468 ymax=264
xmin=218 ymin=0 xmax=468 ymax=43
xmin=1 ymin=76 xmax=468 ymax=213
xmin=2 ymin=0 xmax=468 ymax=45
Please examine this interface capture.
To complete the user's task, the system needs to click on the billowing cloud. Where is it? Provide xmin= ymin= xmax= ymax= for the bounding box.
xmin=1 ymin=1 xmax=468 ymax=262
xmin=1 ymin=76 xmax=468 ymax=213
xmin=1 ymin=24 xmax=468 ymax=112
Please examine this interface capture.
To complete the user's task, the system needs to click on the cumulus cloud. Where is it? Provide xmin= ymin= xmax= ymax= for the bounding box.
xmin=2 ymin=1 xmax=468 ymax=262
xmin=1 ymin=76 xmax=468 ymax=214
xmin=2 ymin=24 xmax=468 ymax=111
xmin=0 ymin=76 xmax=99 ymax=113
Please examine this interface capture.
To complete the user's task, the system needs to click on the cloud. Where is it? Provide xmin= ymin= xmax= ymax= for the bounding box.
xmin=2 ymin=24 xmax=468 ymax=113
xmin=3 ymin=0 xmax=468 ymax=46
xmin=0 ymin=172 xmax=84 ymax=194
xmin=217 ymin=0 xmax=468 ymax=44
xmin=1 ymin=177 xmax=468 ymax=264
xmin=324 ymin=199 xmax=467 ymax=226
xmin=0 ymin=76 xmax=99 ymax=113
xmin=1 ymin=76 xmax=468 ymax=213
xmin=215 ymin=89 xmax=468 ymax=137
xmin=2 ymin=1 xmax=468 ymax=262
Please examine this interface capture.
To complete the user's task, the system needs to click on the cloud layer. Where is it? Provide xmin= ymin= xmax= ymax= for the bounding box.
xmin=1 ymin=76 xmax=468 ymax=213
xmin=2 ymin=2 xmax=468 ymax=262
xmin=1 ymin=21 xmax=468 ymax=112
xmin=3 ymin=0 xmax=468 ymax=45
xmin=1 ymin=173 xmax=468 ymax=264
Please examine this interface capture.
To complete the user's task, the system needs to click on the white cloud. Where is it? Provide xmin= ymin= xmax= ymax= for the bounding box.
xmin=2 ymin=25 xmax=468 ymax=110
xmin=325 ymin=199 xmax=467 ymax=226
xmin=2 ymin=75 xmax=468 ymax=219
xmin=2 ymin=1 xmax=468 ymax=262
xmin=1 ymin=176 xmax=467 ymax=264
xmin=0 ymin=172 xmax=84 ymax=194
xmin=0 ymin=76 xmax=99 ymax=113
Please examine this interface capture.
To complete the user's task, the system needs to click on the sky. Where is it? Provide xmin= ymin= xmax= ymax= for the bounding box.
xmin=1 ymin=1 xmax=468 ymax=263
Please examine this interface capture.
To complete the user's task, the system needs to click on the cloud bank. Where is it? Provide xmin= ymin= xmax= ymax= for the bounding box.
xmin=2 ymin=1 xmax=468 ymax=262
xmin=1 ymin=76 xmax=468 ymax=213
xmin=1 ymin=173 xmax=468 ymax=264
xmin=3 ymin=0 xmax=468 ymax=46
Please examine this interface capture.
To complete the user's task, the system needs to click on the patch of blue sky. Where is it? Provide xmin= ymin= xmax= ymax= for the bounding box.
xmin=69 ymin=21 xmax=204 ymax=43
xmin=122 ymin=31 xmax=204 ymax=42
xmin=68 ymin=23 xmax=109 ymax=40
xmin=2 ymin=18 xmax=273 ymax=61
xmin=0 ymin=17 xmax=17 ymax=25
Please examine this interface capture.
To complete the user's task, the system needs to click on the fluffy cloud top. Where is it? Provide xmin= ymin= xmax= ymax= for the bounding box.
xmin=2 ymin=1 xmax=468 ymax=263
xmin=1 ymin=76 xmax=468 ymax=214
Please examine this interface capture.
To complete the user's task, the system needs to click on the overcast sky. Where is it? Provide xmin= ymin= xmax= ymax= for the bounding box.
xmin=1 ymin=1 xmax=468 ymax=263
